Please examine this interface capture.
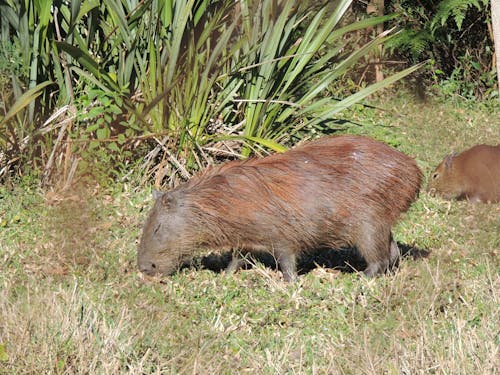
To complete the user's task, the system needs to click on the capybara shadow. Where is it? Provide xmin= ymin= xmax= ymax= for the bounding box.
xmin=182 ymin=242 xmax=430 ymax=276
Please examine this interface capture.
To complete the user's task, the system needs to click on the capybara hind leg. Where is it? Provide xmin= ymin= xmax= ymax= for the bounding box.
xmin=277 ymin=252 xmax=297 ymax=282
xmin=389 ymin=234 xmax=400 ymax=268
xmin=358 ymin=226 xmax=392 ymax=277
xmin=363 ymin=258 xmax=390 ymax=278
xmin=225 ymin=252 xmax=246 ymax=275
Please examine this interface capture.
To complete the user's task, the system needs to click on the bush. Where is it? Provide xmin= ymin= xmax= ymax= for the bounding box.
xmin=385 ymin=0 xmax=495 ymax=99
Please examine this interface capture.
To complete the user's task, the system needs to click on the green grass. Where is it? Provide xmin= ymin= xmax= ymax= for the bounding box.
xmin=1 ymin=94 xmax=499 ymax=373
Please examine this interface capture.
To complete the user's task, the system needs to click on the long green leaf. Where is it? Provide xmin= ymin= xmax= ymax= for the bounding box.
xmin=55 ymin=42 xmax=121 ymax=92
xmin=165 ymin=0 xmax=196 ymax=83
xmin=0 ymin=81 xmax=53 ymax=128
xmin=216 ymin=135 xmax=289 ymax=153
xmin=299 ymin=30 xmax=395 ymax=105
xmin=105 ymin=0 xmax=133 ymax=49
xmin=306 ymin=62 xmax=427 ymax=127
xmin=327 ymin=14 xmax=397 ymax=43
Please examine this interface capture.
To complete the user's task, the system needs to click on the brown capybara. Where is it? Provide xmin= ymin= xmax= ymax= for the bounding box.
xmin=427 ymin=144 xmax=500 ymax=203
xmin=138 ymin=135 xmax=422 ymax=281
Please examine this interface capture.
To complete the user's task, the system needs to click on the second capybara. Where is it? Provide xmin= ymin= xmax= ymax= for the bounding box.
xmin=427 ymin=144 xmax=500 ymax=203
xmin=138 ymin=135 xmax=422 ymax=281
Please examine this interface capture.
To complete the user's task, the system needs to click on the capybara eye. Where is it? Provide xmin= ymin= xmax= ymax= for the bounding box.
xmin=151 ymin=263 xmax=156 ymax=269
xmin=432 ymin=173 xmax=438 ymax=179
xmin=153 ymin=224 xmax=161 ymax=235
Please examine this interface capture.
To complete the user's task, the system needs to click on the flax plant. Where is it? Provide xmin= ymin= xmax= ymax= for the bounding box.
xmin=1 ymin=0 xmax=423 ymax=183
xmin=230 ymin=0 xmax=422 ymax=155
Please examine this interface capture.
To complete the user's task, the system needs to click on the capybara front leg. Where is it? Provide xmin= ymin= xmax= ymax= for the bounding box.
xmin=225 ymin=251 xmax=246 ymax=275
xmin=278 ymin=252 xmax=297 ymax=282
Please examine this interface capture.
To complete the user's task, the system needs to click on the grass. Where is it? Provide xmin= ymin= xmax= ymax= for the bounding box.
xmin=1 ymin=93 xmax=499 ymax=373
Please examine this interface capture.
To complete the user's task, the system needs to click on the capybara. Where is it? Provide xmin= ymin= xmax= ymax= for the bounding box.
xmin=427 ymin=144 xmax=500 ymax=203
xmin=138 ymin=135 xmax=422 ymax=281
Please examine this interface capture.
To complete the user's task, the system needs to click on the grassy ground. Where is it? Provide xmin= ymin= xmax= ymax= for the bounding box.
xmin=1 ymin=94 xmax=499 ymax=374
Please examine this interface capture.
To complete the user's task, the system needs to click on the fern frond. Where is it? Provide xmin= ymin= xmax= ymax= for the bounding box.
xmin=431 ymin=0 xmax=487 ymax=31
xmin=386 ymin=29 xmax=433 ymax=59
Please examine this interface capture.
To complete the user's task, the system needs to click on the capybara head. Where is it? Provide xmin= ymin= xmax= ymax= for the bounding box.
xmin=138 ymin=190 xmax=191 ymax=276
xmin=427 ymin=144 xmax=500 ymax=203
xmin=427 ymin=153 xmax=458 ymax=199
xmin=138 ymin=135 xmax=422 ymax=280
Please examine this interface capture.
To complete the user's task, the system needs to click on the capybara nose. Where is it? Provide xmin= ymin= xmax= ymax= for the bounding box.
xmin=138 ymin=260 xmax=157 ymax=275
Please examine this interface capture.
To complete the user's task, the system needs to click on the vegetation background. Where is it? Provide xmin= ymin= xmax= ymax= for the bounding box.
xmin=1 ymin=0 xmax=499 ymax=373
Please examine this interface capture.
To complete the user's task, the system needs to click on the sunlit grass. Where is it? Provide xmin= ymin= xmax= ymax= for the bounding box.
xmin=1 ymin=94 xmax=499 ymax=373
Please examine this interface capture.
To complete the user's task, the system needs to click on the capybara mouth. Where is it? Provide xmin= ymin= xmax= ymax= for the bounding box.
xmin=139 ymin=265 xmax=177 ymax=277
xmin=139 ymin=266 xmax=158 ymax=276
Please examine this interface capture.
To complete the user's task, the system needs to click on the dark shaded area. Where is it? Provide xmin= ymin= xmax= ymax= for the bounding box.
xmin=180 ymin=243 xmax=430 ymax=276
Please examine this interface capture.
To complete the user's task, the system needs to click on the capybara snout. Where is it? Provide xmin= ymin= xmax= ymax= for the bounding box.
xmin=138 ymin=135 xmax=422 ymax=281
xmin=137 ymin=259 xmax=156 ymax=275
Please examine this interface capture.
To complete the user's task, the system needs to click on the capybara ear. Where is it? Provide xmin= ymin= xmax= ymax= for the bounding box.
xmin=152 ymin=189 xmax=175 ymax=208
xmin=152 ymin=189 xmax=162 ymax=200
xmin=160 ymin=192 xmax=175 ymax=208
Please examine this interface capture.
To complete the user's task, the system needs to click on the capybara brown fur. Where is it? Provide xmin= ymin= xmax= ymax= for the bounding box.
xmin=427 ymin=144 xmax=500 ymax=203
xmin=138 ymin=135 xmax=422 ymax=281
